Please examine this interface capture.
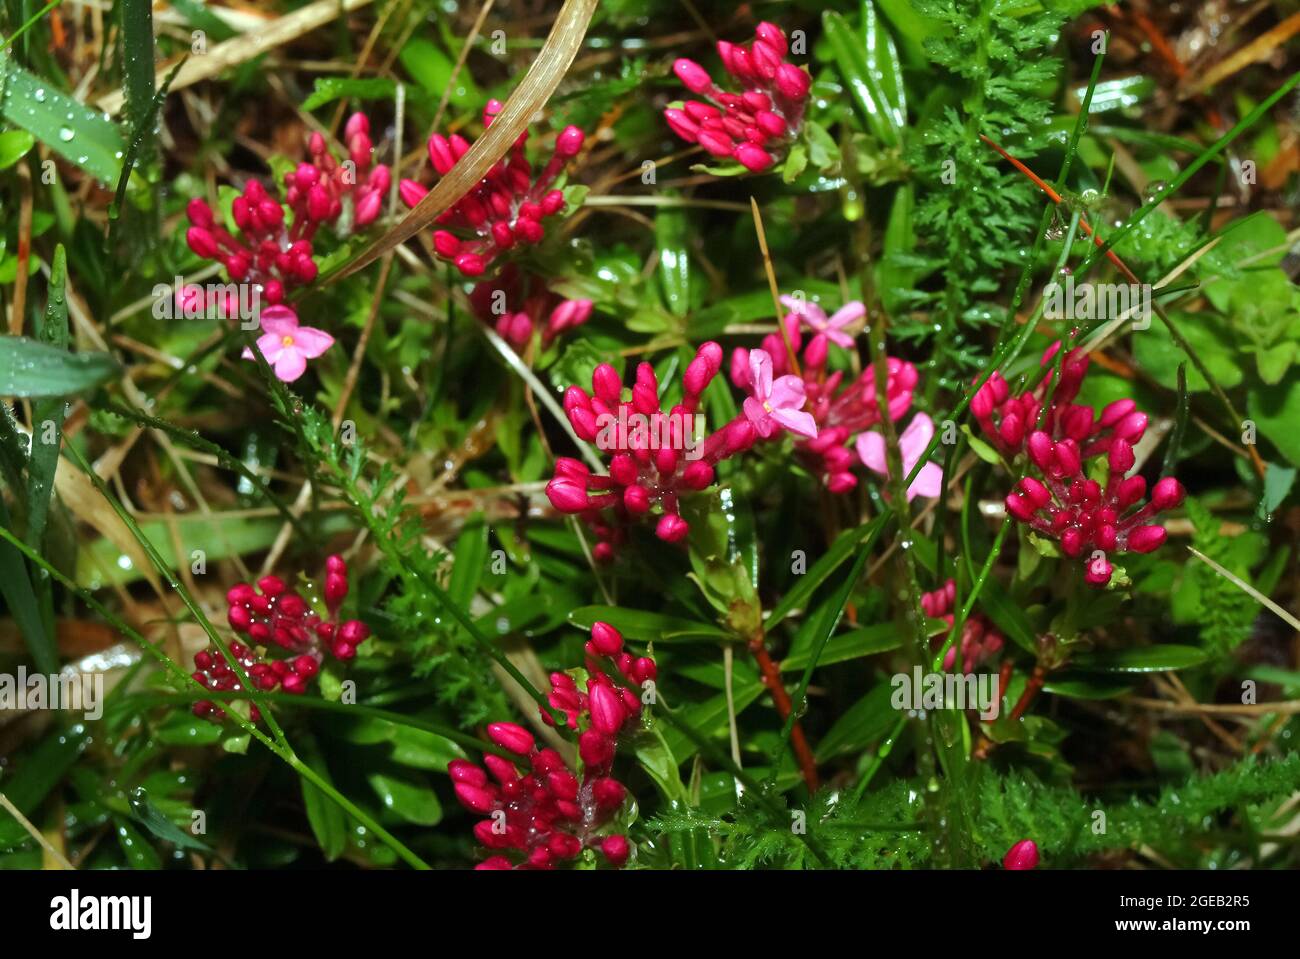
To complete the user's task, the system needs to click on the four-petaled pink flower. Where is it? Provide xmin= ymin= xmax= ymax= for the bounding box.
xmin=242 ymin=305 xmax=334 ymax=383
xmin=780 ymin=295 xmax=863 ymax=350
xmin=856 ymin=412 xmax=944 ymax=501
xmin=742 ymin=350 xmax=817 ymax=439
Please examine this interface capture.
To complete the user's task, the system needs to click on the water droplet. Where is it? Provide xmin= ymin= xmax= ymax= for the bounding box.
xmin=34 ymin=88 xmax=46 ymax=102
xmin=58 ymin=127 xmax=74 ymax=142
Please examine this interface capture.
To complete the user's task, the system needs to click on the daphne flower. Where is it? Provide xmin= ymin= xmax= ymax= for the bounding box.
xmin=242 ymin=305 xmax=334 ymax=383
xmin=780 ymin=295 xmax=862 ymax=349
xmin=856 ymin=412 xmax=944 ymax=500
xmin=742 ymin=350 xmax=817 ymax=439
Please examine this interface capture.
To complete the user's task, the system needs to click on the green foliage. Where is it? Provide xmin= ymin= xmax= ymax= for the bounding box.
xmin=1173 ymin=498 xmax=1267 ymax=656
xmin=905 ymin=0 xmax=1063 ymax=380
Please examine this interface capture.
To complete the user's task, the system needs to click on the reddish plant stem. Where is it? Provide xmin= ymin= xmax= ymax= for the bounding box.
xmin=1009 ymin=664 xmax=1046 ymax=721
xmin=748 ymin=637 xmax=820 ymax=792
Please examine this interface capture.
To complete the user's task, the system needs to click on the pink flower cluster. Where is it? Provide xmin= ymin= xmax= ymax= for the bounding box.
xmin=450 ymin=622 xmax=650 ymax=870
xmin=191 ymin=555 xmax=370 ymax=722
xmin=973 ymin=342 xmax=1185 ymax=586
xmin=546 ymin=343 xmax=760 ymax=558
xmin=400 ymin=100 xmax=585 ymax=278
xmin=730 ymin=304 xmax=933 ymax=497
xmin=467 ymin=263 xmax=593 ymax=349
xmin=185 ymin=112 xmax=388 ymax=304
xmin=921 ymin=579 xmax=1004 ymax=674
xmin=666 ymin=22 xmax=811 ymax=172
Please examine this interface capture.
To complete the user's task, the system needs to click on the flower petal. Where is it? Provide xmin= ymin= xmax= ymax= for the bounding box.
xmin=256 ymin=333 xmax=286 ymax=365
xmin=827 ymin=301 xmax=865 ymax=329
xmin=907 ymin=461 xmax=944 ymax=500
xmin=748 ymin=349 xmax=773 ymax=401
xmin=768 ymin=374 xmax=806 ymax=411
xmin=772 ymin=408 xmax=818 ymax=439
xmin=856 ymin=430 xmax=887 ymax=473
xmin=274 ymin=348 xmax=308 ymax=383
xmin=291 ymin=325 xmax=335 ymax=358
xmin=742 ymin=396 xmax=773 ymax=436
xmin=899 ymin=413 xmax=935 ymax=463
xmin=260 ymin=304 xmax=299 ymax=337
xmin=826 ymin=329 xmax=855 ymax=349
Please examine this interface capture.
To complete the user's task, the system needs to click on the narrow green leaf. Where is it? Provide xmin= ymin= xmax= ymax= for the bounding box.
xmin=303 ymin=76 xmax=397 ymax=112
xmin=0 ymin=129 xmax=34 ymax=169
xmin=1072 ymin=645 xmax=1209 ymax=673
xmin=25 ymin=245 xmax=67 ymax=554
xmin=0 ymin=53 xmax=125 ymax=184
xmin=823 ymin=10 xmax=903 ymax=148
xmin=0 ymin=336 xmax=120 ymax=398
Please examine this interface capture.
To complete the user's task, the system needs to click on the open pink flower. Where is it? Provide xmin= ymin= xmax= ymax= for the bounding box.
xmin=242 ymin=305 xmax=334 ymax=383
xmin=742 ymin=350 xmax=817 ymax=439
xmin=780 ymin=295 xmax=862 ymax=350
xmin=856 ymin=412 xmax=944 ymax=500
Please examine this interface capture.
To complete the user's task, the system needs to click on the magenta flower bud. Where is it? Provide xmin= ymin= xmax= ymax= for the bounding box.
xmin=353 ymin=190 xmax=382 ymax=227
xmin=683 ymin=358 xmax=715 ymax=396
xmin=750 ymin=39 xmax=782 ymax=80
xmin=483 ymin=753 xmax=519 ymax=785
xmin=549 ymin=834 xmax=582 ymax=859
xmin=774 ymin=63 xmax=811 ymax=101
xmin=307 ymin=185 xmax=332 ymax=221
xmin=1084 ymin=554 xmax=1114 ymax=586
xmin=673 ymin=57 xmax=714 ymax=94
xmin=1062 ymin=405 xmax=1093 ymax=441
xmin=620 ymin=484 xmax=648 ymax=513
xmin=579 ymin=729 xmax=614 ymax=767
xmin=453 ymin=252 xmax=486 ymax=276
xmin=1060 ymin=527 xmax=1085 ymax=557
xmin=697 ymin=129 xmax=736 ymax=157
xmin=970 ymin=385 xmax=994 ymax=420
xmin=186 ymin=227 xmax=219 ymax=259
xmin=448 ymin=759 xmax=487 ymax=788
xmin=730 ymin=347 xmax=753 ymax=387
xmin=1027 ymin=431 xmax=1053 ymax=472
xmin=344 ymin=112 xmax=369 ymax=140
xmin=827 ymin=472 xmax=857 ymax=494
xmin=555 ymin=125 xmax=585 ymax=157
xmin=546 ymin=770 xmax=580 ymax=801
xmin=592 ymin=777 xmax=627 ymax=809
xmin=1018 ymin=477 xmax=1052 ymax=509
xmin=1054 ymin=439 xmax=1082 ymax=477
xmin=998 ymin=412 xmax=1024 ymax=449
xmin=1151 ymin=476 xmax=1185 ymax=511
xmin=600 ymin=834 xmax=630 ymax=867
xmin=592 ymin=363 xmax=622 ymax=405
xmin=755 ymin=22 xmax=788 ymax=55
xmin=1108 ymin=438 xmax=1135 ymax=475
xmin=1115 ymin=411 xmax=1148 ymax=442
xmin=696 ymin=341 xmax=723 ymax=372
xmin=476 ymin=856 xmax=512 ymax=870
xmin=1005 ymin=493 xmax=1035 ymax=522
xmin=454 ymin=782 xmax=497 ymax=813
xmin=428 ymin=134 xmax=456 ymax=174
xmin=735 ymin=143 xmax=774 ymax=171
xmin=656 ymin=513 xmax=689 ymax=543
xmin=399 ymin=178 xmax=428 ymax=208
xmin=1003 ymin=839 xmax=1039 ymax=870
xmin=681 ymin=461 xmax=715 ymax=490
xmin=1127 ymin=524 xmax=1167 ymax=553
xmin=546 ymin=477 xmax=590 ymax=513
xmin=590 ymin=621 xmax=624 ymax=656
xmin=487 ymin=721 xmax=535 ymax=756
xmin=588 ymin=682 xmax=625 ymax=735
xmin=1099 ymin=398 xmax=1136 ymax=429
xmin=664 ymin=107 xmax=700 ymax=142
xmin=186 ymin=198 xmax=214 ymax=227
